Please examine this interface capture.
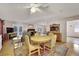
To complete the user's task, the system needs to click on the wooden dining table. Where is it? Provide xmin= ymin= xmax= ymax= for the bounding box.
xmin=31 ymin=35 xmax=51 ymax=55
xmin=31 ymin=35 xmax=51 ymax=43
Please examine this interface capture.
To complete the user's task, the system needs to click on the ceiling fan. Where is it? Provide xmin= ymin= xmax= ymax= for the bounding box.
xmin=24 ymin=3 xmax=48 ymax=14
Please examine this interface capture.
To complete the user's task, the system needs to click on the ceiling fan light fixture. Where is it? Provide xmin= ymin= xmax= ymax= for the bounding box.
xmin=31 ymin=7 xmax=42 ymax=14
xmin=25 ymin=3 xmax=47 ymax=14
xmin=31 ymin=7 xmax=37 ymax=13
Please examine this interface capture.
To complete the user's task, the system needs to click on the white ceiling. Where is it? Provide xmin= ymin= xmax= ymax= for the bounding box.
xmin=0 ymin=3 xmax=79 ymax=23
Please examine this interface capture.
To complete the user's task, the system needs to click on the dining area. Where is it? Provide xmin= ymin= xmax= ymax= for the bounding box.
xmin=20 ymin=32 xmax=57 ymax=56
xmin=12 ymin=32 xmax=57 ymax=56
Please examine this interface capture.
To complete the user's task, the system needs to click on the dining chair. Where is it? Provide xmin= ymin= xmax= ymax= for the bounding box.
xmin=24 ymin=35 xmax=41 ymax=56
xmin=12 ymin=37 xmax=22 ymax=55
xmin=44 ymin=33 xmax=57 ymax=53
xmin=35 ymin=33 xmax=40 ymax=36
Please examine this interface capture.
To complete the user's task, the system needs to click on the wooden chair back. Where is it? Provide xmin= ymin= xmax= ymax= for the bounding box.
xmin=24 ymin=35 xmax=30 ymax=48
xmin=51 ymin=34 xmax=57 ymax=48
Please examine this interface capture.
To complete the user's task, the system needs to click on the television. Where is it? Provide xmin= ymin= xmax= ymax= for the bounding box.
xmin=6 ymin=27 xmax=14 ymax=33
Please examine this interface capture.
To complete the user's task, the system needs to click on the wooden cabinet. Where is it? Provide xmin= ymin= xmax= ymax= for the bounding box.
xmin=54 ymin=32 xmax=62 ymax=42
xmin=50 ymin=24 xmax=60 ymax=32
xmin=50 ymin=24 xmax=62 ymax=42
xmin=48 ymin=31 xmax=62 ymax=42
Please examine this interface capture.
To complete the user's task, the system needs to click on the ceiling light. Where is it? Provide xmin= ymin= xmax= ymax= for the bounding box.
xmin=31 ymin=7 xmax=37 ymax=13
xmin=31 ymin=7 xmax=41 ymax=14
xmin=25 ymin=3 xmax=48 ymax=14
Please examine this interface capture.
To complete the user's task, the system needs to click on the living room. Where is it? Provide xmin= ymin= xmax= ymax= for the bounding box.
xmin=0 ymin=3 xmax=79 ymax=56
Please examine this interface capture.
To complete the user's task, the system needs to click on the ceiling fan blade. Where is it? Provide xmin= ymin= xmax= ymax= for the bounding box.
xmin=36 ymin=8 xmax=42 ymax=12
xmin=39 ymin=4 xmax=49 ymax=8
xmin=24 ymin=6 xmax=31 ymax=9
xmin=24 ymin=3 xmax=41 ymax=9
xmin=30 ymin=3 xmax=42 ymax=8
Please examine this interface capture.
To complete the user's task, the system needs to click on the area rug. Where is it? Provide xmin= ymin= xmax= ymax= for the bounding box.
xmin=52 ymin=45 xmax=68 ymax=56
xmin=41 ymin=44 xmax=69 ymax=56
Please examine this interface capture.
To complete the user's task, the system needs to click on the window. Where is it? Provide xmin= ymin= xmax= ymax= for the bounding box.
xmin=14 ymin=26 xmax=17 ymax=32
xmin=19 ymin=26 xmax=22 ymax=35
xmin=74 ymin=24 xmax=79 ymax=32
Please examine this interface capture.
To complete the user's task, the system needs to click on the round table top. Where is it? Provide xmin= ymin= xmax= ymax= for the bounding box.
xmin=31 ymin=35 xmax=51 ymax=43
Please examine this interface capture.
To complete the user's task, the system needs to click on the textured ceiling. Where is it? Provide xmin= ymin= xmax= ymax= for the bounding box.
xmin=0 ymin=3 xmax=79 ymax=23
